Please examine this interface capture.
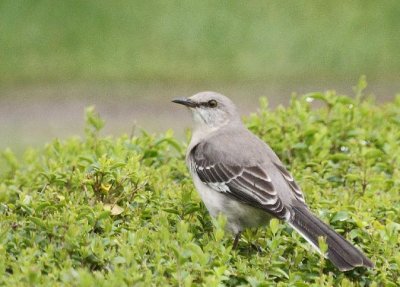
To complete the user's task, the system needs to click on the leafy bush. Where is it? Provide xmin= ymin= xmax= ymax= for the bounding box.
xmin=1 ymin=88 xmax=400 ymax=286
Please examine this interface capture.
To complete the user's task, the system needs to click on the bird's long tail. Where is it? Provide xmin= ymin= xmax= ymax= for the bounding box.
xmin=288 ymin=205 xmax=374 ymax=271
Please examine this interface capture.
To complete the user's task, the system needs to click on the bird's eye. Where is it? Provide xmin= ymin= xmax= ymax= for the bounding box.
xmin=208 ymin=100 xmax=218 ymax=108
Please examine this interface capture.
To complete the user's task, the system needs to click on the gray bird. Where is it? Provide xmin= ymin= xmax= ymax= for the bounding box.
xmin=172 ymin=91 xmax=374 ymax=271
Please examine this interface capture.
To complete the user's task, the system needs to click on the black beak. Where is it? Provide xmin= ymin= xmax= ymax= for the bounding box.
xmin=171 ymin=97 xmax=198 ymax=108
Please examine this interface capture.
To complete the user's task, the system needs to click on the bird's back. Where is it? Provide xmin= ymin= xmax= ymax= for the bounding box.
xmin=190 ymin=125 xmax=281 ymax=166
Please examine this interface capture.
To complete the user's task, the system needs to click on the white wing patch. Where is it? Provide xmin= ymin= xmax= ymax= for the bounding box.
xmin=198 ymin=164 xmax=216 ymax=171
xmin=207 ymin=182 xmax=230 ymax=192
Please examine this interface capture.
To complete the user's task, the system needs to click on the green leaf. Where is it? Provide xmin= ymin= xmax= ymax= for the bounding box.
xmin=331 ymin=211 xmax=349 ymax=223
xmin=103 ymin=204 xmax=124 ymax=215
xmin=269 ymin=218 xmax=280 ymax=235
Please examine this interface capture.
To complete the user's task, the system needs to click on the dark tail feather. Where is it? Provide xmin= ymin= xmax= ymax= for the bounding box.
xmin=289 ymin=205 xmax=374 ymax=271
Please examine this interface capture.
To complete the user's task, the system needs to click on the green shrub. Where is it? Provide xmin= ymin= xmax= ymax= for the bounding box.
xmin=1 ymin=88 xmax=400 ymax=286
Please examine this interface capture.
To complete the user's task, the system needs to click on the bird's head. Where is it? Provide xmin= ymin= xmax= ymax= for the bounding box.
xmin=172 ymin=91 xmax=241 ymax=130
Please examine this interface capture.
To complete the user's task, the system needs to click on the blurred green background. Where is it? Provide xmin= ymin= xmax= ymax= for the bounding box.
xmin=1 ymin=0 xmax=399 ymax=150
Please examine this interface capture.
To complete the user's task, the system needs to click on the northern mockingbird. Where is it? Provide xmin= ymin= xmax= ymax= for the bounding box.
xmin=172 ymin=91 xmax=374 ymax=271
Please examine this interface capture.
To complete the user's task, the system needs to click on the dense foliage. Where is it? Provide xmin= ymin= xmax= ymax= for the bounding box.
xmin=1 ymin=88 xmax=400 ymax=286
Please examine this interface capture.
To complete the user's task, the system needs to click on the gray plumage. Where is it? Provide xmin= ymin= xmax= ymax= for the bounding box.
xmin=172 ymin=91 xmax=373 ymax=271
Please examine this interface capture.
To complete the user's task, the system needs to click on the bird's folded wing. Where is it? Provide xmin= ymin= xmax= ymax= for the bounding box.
xmin=272 ymin=162 xmax=305 ymax=204
xmin=191 ymin=144 xmax=296 ymax=219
